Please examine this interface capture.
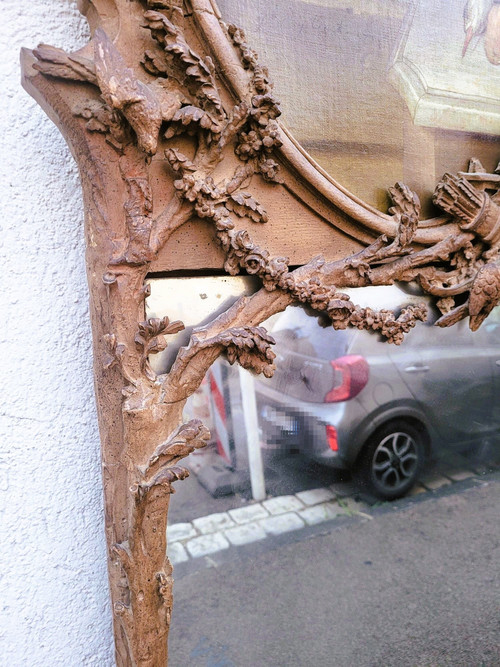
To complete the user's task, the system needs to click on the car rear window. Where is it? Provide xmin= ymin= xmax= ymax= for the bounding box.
xmin=270 ymin=306 xmax=354 ymax=360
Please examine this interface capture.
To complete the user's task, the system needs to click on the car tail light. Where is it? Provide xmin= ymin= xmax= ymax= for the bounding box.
xmin=326 ymin=425 xmax=339 ymax=451
xmin=324 ymin=355 xmax=369 ymax=403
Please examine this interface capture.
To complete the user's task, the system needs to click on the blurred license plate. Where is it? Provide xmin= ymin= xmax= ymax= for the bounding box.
xmin=261 ymin=406 xmax=298 ymax=433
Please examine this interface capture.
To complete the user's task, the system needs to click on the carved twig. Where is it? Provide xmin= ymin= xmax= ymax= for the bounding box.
xmin=110 ymin=418 xmax=209 ymax=665
xmin=135 ymin=316 xmax=185 ymax=381
xmin=164 ymin=287 xmax=294 ymax=401
xmin=171 ymin=324 xmax=276 ymax=381
xmin=143 ymin=419 xmax=210 ymax=478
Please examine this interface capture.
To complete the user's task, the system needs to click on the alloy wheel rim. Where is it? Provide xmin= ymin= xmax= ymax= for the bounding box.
xmin=372 ymin=432 xmax=418 ymax=492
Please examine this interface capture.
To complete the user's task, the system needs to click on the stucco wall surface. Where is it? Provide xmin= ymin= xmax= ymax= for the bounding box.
xmin=0 ymin=2 xmax=114 ymax=664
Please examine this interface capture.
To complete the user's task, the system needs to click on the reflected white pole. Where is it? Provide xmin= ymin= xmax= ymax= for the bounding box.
xmin=238 ymin=366 xmax=266 ymax=501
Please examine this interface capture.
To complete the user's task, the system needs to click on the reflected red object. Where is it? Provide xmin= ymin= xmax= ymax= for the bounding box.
xmin=326 ymin=425 xmax=339 ymax=451
xmin=324 ymin=355 xmax=370 ymax=403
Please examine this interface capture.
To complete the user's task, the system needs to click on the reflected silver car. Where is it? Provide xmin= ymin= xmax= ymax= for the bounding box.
xmin=255 ymin=287 xmax=500 ymax=500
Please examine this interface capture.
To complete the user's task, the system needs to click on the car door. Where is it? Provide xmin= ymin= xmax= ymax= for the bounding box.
xmin=389 ymin=317 xmax=494 ymax=444
xmin=471 ymin=305 xmax=500 ymax=432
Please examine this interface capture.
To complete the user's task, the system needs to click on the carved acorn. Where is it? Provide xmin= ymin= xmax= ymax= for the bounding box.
xmin=469 ymin=259 xmax=500 ymax=330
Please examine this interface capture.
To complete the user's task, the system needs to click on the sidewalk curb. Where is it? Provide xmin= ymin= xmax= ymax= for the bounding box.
xmin=168 ymin=468 xmax=500 ymax=573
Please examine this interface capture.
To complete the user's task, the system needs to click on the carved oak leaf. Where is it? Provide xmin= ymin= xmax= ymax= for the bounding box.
xmin=143 ymin=12 xmax=184 ymax=52
xmin=144 ymin=420 xmax=210 ymax=477
xmin=93 ymin=29 xmax=163 ymax=155
xmin=32 ymin=44 xmax=97 ymax=84
xmin=164 ymin=105 xmax=223 ymax=139
xmin=468 ymin=259 xmax=500 ymax=330
xmin=226 ymin=192 xmax=269 ymax=223
xmin=225 ymin=164 xmax=255 ymax=194
xmin=143 ymin=50 xmax=170 ymax=77
xmin=165 ymin=148 xmax=196 ymax=173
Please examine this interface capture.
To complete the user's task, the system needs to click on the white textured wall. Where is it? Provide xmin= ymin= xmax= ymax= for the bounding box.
xmin=0 ymin=2 xmax=114 ymax=664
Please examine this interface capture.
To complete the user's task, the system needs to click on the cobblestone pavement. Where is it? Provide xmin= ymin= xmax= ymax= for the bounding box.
xmin=167 ymin=443 xmax=500 ymax=565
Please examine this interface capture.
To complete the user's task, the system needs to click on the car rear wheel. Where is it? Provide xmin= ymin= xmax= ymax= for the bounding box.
xmin=354 ymin=420 xmax=425 ymax=500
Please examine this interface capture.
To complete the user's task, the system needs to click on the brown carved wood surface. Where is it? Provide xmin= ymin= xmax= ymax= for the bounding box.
xmin=21 ymin=1 xmax=500 ymax=665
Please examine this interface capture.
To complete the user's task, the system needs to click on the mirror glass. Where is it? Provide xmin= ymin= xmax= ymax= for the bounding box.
xmin=217 ymin=0 xmax=500 ymax=213
xmin=161 ymin=2 xmax=500 ymax=662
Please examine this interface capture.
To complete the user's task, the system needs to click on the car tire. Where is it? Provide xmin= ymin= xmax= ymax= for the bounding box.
xmin=353 ymin=420 xmax=425 ymax=501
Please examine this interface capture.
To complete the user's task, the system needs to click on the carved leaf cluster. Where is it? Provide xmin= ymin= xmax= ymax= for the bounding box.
xmin=73 ymin=100 xmax=129 ymax=150
xmin=388 ymin=182 xmax=421 ymax=250
xmin=347 ymin=304 xmax=428 ymax=345
xmin=144 ymin=420 xmax=210 ymax=477
xmin=226 ymin=192 xmax=268 ymax=223
xmin=143 ymin=11 xmax=224 ymax=126
xmin=164 ymin=147 xmax=196 ymax=173
xmin=215 ymin=326 xmax=276 ymax=377
xmin=164 ymin=105 xmax=223 ymax=139
xmin=169 ymin=158 xmax=271 ymax=231
xmin=135 ymin=316 xmax=185 ymax=380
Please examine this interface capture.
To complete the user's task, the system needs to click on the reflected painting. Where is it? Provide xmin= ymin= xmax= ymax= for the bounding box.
xmin=218 ymin=0 xmax=500 ymax=211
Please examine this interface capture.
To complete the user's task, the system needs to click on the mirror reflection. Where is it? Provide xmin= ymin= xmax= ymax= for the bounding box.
xmin=153 ymin=1 xmax=499 ymax=661
xmin=160 ymin=281 xmax=499 ymax=665
xmin=217 ymin=0 xmax=500 ymax=212
xmin=145 ymin=279 xmax=500 ymax=523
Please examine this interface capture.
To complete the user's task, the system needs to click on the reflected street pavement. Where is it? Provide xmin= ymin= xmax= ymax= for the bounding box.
xmin=169 ymin=472 xmax=500 ymax=667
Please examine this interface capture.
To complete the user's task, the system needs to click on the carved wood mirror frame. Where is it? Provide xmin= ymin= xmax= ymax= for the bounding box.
xmin=21 ymin=0 xmax=500 ymax=664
